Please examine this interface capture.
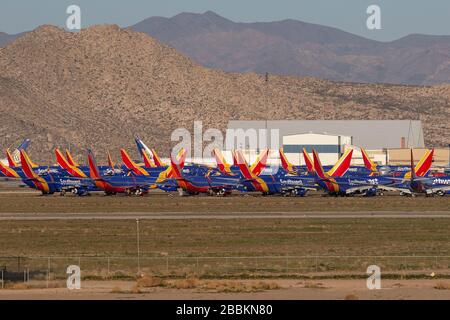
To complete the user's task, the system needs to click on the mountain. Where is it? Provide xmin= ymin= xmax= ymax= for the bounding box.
xmin=132 ymin=11 xmax=450 ymax=86
xmin=0 ymin=25 xmax=449 ymax=163
xmin=0 ymin=31 xmax=23 ymax=47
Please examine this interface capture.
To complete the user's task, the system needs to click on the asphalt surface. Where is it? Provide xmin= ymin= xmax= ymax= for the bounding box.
xmin=0 ymin=211 xmax=449 ymax=220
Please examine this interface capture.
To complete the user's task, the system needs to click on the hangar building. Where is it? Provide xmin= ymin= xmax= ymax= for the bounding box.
xmin=226 ymin=120 xmax=425 ymax=166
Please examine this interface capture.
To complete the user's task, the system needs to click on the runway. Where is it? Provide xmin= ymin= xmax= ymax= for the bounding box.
xmin=0 ymin=211 xmax=449 ymax=220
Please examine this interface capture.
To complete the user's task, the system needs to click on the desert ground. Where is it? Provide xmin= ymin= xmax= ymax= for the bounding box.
xmin=0 ymin=187 xmax=448 ymax=299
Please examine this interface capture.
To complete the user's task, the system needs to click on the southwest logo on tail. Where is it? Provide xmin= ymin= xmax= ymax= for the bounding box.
xmin=408 ymin=148 xmax=434 ymax=178
xmin=236 ymin=150 xmax=269 ymax=193
xmin=0 ymin=157 xmax=20 ymax=178
xmin=249 ymin=149 xmax=269 ymax=176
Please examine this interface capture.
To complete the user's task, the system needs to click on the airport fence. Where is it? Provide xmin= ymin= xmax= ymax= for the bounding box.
xmin=0 ymin=255 xmax=449 ymax=285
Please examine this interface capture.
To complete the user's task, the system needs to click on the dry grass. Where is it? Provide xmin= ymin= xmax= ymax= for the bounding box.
xmin=434 ymin=282 xmax=450 ymax=290
xmin=344 ymin=294 xmax=359 ymax=300
xmin=137 ymin=275 xmax=165 ymax=288
xmin=303 ymin=281 xmax=329 ymax=289
xmin=161 ymin=278 xmax=281 ymax=293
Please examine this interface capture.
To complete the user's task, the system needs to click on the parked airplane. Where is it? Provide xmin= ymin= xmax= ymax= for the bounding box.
xmin=360 ymin=147 xmax=431 ymax=177
xmin=311 ymin=149 xmax=398 ymax=196
xmin=0 ymin=139 xmax=30 ymax=168
xmin=19 ymin=150 xmax=96 ymax=196
xmin=235 ymin=150 xmax=316 ymax=196
xmin=167 ymin=154 xmax=241 ymax=196
xmin=279 ymin=148 xmax=363 ymax=176
xmin=212 ymin=148 xmax=269 ymax=176
xmin=382 ymin=150 xmax=450 ymax=196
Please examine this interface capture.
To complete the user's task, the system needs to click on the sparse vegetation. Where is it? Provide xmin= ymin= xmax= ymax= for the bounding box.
xmin=434 ymin=282 xmax=450 ymax=290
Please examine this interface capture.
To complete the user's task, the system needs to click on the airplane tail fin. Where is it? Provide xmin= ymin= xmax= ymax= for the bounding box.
xmin=213 ymin=148 xmax=232 ymax=174
xmin=414 ymin=148 xmax=434 ymax=177
xmin=231 ymin=150 xmax=238 ymax=166
xmin=302 ymin=148 xmax=315 ymax=173
xmin=250 ymin=149 xmax=269 ymax=175
xmin=55 ymin=148 xmax=87 ymax=178
xmin=141 ymin=149 xmax=155 ymax=168
xmin=20 ymin=150 xmax=38 ymax=180
xmin=6 ymin=149 xmax=19 ymax=167
xmin=120 ymin=149 xmax=149 ymax=176
xmin=236 ymin=150 xmax=256 ymax=180
xmin=169 ymin=152 xmax=184 ymax=179
xmin=107 ymin=151 xmax=116 ymax=169
xmin=0 ymin=159 xmax=20 ymax=178
xmin=65 ymin=150 xmax=80 ymax=167
xmin=87 ymin=149 xmax=101 ymax=180
xmin=279 ymin=148 xmax=294 ymax=172
xmin=326 ymin=149 xmax=353 ymax=177
xmin=9 ymin=139 xmax=31 ymax=167
xmin=361 ymin=147 xmax=377 ymax=172
xmin=151 ymin=149 xmax=165 ymax=167
xmin=312 ymin=149 xmax=327 ymax=179
xmin=410 ymin=149 xmax=417 ymax=180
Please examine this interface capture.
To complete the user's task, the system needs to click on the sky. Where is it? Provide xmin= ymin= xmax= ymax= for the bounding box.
xmin=1 ymin=0 xmax=449 ymax=41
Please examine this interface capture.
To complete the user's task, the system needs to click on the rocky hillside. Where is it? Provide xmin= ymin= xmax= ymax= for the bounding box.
xmin=0 ymin=25 xmax=449 ymax=163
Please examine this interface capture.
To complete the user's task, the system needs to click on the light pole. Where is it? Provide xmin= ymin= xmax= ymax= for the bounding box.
xmin=136 ymin=219 xmax=140 ymax=275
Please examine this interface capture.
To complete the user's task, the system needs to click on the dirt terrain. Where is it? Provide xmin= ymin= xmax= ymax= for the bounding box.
xmin=0 ymin=279 xmax=449 ymax=300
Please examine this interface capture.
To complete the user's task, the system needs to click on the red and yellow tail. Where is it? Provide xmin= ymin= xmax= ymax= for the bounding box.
xmin=107 ymin=151 xmax=116 ymax=169
xmin=236 ymin=150 xmax=256 ymax=180
xmin=87 ymin=150 xmax=101 ymax=180
xmin=312 ymin=149 xmax=327 ymax=179
xmin=250 ymin=149 xmax=269 ymax=176
xmin=66 ymin=150 xmax=79 ymax=167
xmin=302 ymin=148 xmax=315 ymax=173
xmin=0 ymin=158 xmax=20 ymax=178
xmin=20 ymin=150 xmax=50 ymax=193
xmin=213 ymin=148 xmax=232 ymax=175
xmin=326 ymin=149 xmax=353 ymax=177
xmin=120 ymin=149 xmax=149 ymax=176
xmin=414 ymin=148 xmax=434 ymax=177
xmin=360 ymin=147 xmax=377 ymax=172
xmin=55 ymin=148 xmax=87 ymax=178
xmin=279 ymin=148 xmax=294 ymax=173
xmin=6 ymin=149 xmax=19 ymax=167
xmin=141 ymin=149 xmax=155 ymax=168
xmin=151 ymin=149 xmax=165 ymax=167
xmin=231 ymin=150 xmax=238 ymax=166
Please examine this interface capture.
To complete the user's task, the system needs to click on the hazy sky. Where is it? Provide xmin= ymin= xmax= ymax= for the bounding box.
xmin=1 ymin=0 xmax=449 ymax=41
